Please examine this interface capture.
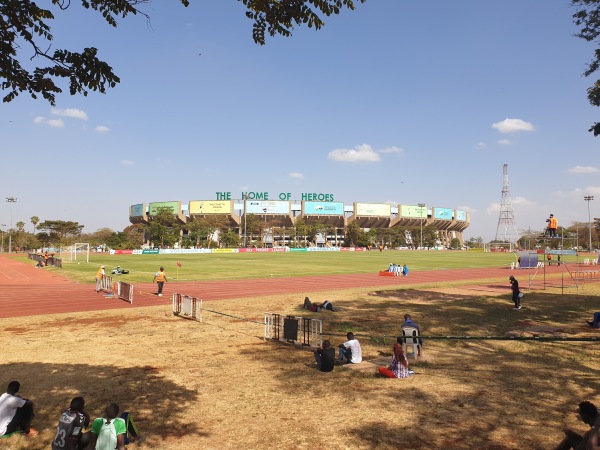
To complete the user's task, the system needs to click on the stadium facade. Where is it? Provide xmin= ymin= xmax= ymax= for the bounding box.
xmin=129 ymin=191 xmax=470 ymax=247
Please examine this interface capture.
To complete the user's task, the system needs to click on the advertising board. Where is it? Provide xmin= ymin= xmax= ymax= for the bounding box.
xmin=456 ymin=210 xmax=467 ymax=221
xmin=303 ymin=201 xmax=344 ymax=215
xmin=129 ymin=204 xmax=145 ymax=217
xmin=246 ymin=201 xmax=290 ymax=214
xmin=149 ymin=201 xmax=179 ymax=215
xmin=400 ymin=205 xmax=427 ymax=219
xmin=355 ymin=203 xmax=391 ymax=217
xmin=189 ymin=200 xmax=232 ymax=215
xmin=433 ymin=207 xmax=453 ymax=220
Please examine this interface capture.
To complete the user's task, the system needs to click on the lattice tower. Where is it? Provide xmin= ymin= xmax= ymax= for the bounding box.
xmin=495 ymin=164 xmax=518 ymax=243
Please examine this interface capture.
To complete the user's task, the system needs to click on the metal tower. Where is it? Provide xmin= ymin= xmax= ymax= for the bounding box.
xmin=495 ymin=164 xmax=518 ymax=243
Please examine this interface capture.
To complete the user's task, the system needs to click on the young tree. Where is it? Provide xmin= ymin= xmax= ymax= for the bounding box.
xmin=1 ymin=0 xmax=364 ymax=105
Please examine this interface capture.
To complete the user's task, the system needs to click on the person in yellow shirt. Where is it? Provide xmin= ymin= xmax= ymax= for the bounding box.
xmin=95 ymin=265 xmax=105 ymax=292
xmin=152 ymin=267 xmax=167 ymax=297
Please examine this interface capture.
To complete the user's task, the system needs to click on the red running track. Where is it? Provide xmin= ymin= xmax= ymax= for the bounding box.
xmin=0 ymin=254 xmax=572 ymax=319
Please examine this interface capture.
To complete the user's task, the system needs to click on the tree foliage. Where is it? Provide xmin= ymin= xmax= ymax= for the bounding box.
xmin=37 ymin=219 xmax=84 ymax=248
xmin=1 ymin=0 xmax=363 ymax=105
xmin=573 ymin=0 xmax=600 ymax=135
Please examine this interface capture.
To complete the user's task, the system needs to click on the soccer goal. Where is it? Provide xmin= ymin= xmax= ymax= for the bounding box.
xmin=71 ymin=243 xmax=90 ymax=262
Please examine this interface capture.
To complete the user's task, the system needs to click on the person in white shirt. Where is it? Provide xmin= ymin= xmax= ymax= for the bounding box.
xmin=0 ymin=381 xmax=36 ymax=437
xmin=338 ymin=332 xmax=362 ymax=364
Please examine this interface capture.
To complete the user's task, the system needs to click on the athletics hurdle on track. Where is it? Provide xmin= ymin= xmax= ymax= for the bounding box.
xmin=264 ymin=313 xmax=322 ymax=347
xmin=115 ymin=281 xmax=134 ymax=304
xmin=172 ymin=293 xmax=202 ymax=321
xmin=97 ymin=275 xmax=113 ymax=293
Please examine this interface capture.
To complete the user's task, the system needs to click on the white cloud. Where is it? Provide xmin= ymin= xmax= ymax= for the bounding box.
xmin=584 ymin=186 xmax=600 ymax=195
xmin=52 ymin=108 xmax=88 ymax=121
xmin=379 ymin=146 xmax=404 ymax=155
xmin=512 ymin=196 xmax=535 ymax=207
xmin=498 ymin=139 xmax=512 ymax=145
xmin=95 ymin=126 xmax=110 ymax=133
xmin=33 ymin=116 xmax=46 ymax=124
xmin=46 ymin=119 xmax=65 ymax=128
xmin=328 ymin=144 xmax=381 ymax=163
xmin=120 ymin=160 xmax=134 ymax=166
xmin=568 ymin=165 xmax=600 ymax=174
xmin=289 ymin=172 xmax=304 ymax=180
xmin=476 ymin=142 xmax=487 ymax=149
xmin=492 ymin=118 xmax=534 ymax=133
xmin=486 ymin=203 xmax=500 ymax=214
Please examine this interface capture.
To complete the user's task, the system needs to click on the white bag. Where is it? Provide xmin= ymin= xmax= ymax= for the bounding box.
xmin=518 ymin=292 xmax=524 ymax=298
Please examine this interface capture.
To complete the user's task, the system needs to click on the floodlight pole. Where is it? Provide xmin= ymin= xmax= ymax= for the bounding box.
xmin=243 ymin=194 xmax=247 ymax=248
xmin=0 ymin=224 xmax=5 ymax=253
xmin=584 ymin=196 xmax=594 ymax=251
xmin=418 ymin=203 xmax=426 ymax=250
xmin=6 ymin=197 xmax=17 ymax=254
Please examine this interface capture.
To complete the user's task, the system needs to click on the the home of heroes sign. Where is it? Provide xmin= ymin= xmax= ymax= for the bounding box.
xmin=215 ymin=191 xmax=336 ymax=201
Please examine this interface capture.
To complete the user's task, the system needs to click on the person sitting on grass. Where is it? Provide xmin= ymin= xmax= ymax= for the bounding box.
xmin=587 ymin=312 xmax=600 ymax=329
xmin=378 ymin=340 xmax=412 ymax=379
xmin=554 ymin=400 xmax=599 ymax=450
xmin=338 ymin=332 xmax=362 ymax=365
xmin=87 ymin=403 xmax=126 ymax=450
xmin=314 ymin=340 xmax=335 ymax=372
xmin=35 ymin=260 xmax=44 ymax=268
xmin=52 ymin=396 xmax=90 ymax=450
xmin=0 ymin=381 xmax=37 ymax=438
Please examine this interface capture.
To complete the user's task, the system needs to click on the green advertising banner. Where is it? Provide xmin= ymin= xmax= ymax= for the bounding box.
xmin=149 ymin=201 xmax=179 ymax=215
xmin=400 ymin=205 xmax=427 ymax=219
xmin=142 ymin=249 xmax=159 ymax=254
xmin=290 ymin=248 xmax=308 ymax=252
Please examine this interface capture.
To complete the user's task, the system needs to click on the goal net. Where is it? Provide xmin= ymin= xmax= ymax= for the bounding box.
xmin=71 ymin=243 xmax=90 ymax=262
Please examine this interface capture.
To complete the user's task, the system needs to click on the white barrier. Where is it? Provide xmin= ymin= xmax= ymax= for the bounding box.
xmin=116 ymin=281 xmax=133 ymax=304
xmin=172 ymin=293 xmax=202 ymax=321
xmin=96 ymin=275 xmax=113 ymax=293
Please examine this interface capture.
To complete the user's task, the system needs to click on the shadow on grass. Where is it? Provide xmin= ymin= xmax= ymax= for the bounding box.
xmin=0 ymin=362 xmax=202 ymax=448
xmin=238 ymin=289 xmax=600 ymax=449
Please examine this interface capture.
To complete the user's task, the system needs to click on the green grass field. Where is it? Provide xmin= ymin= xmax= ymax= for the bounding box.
xmin=16 ymin=250 xmax=586 ymax=284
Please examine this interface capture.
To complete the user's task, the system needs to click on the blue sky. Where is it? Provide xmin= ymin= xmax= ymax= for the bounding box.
xmin=1 ymin=0 xmax=598 ymax=241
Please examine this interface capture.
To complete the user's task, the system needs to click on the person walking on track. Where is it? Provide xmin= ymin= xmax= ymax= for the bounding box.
xmin=153 ymin=267 xmax=167 ymax=297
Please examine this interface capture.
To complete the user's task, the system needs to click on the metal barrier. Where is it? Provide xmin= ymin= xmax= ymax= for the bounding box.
xmin=96 ymin=275 xmax=113 ymax=293
xmin=27 ymin=253 xmax=62 ymax=268
xmin=172 ymin=293 xmax=202 ymax=321
xmin=116 ymin=281 xmax=134 ymax=304
xmin=264 ymin=313 xmax=322 ymax=347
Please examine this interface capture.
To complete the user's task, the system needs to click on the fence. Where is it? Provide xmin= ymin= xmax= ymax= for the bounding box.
xmin=172 ymin=293 xmax=202 ymax=321
xmin=264 ymin=313 xmax=322 ymax=347
xmin=28 ymin=253 xmax=62 ymax=268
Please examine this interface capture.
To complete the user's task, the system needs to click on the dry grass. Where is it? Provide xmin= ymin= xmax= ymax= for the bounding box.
xmin=1 ymin=284 xmax=599 ymax=450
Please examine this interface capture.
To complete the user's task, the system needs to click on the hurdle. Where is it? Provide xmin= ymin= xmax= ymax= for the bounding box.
xmin=264 ymin=313 xmax=322 ymax=347
xmin=172 ymin=293 xmax=202 ymax=322
xmin=97 ymin=275 xmax=113 ymax=294
xmin=115 ymin=281 xmax=134 ymax=304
